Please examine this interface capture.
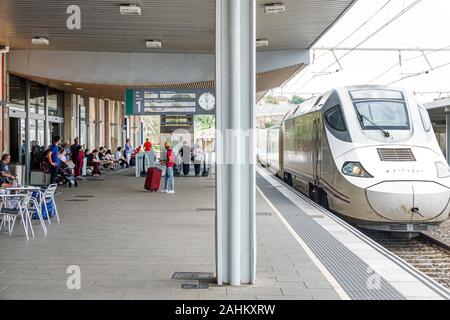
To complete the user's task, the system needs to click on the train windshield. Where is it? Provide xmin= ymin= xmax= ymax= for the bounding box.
xmin=350 ymin=89 xmax=410 ymax=131
xmin=354 ymin=101 xmax=409 ymax=130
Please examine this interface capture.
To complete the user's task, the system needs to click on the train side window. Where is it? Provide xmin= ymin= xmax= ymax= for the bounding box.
xmin=418 ymin=105 xmax=432 ymax=132
xmin=325 ymin=105 xmax=347 ymax=132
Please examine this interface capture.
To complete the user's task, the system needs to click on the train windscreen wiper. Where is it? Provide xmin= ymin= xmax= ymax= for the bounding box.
xmin=355 ymin=109 xmax=390 ymax=138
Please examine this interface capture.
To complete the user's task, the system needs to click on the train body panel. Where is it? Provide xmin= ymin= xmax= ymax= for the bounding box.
xmin=256 ymin=128 xmax=268 ymax=166
xmin=258 ymin=85 xmax=450 ymax=233
xmin=267 ymin=127 xmax=280 ymax=173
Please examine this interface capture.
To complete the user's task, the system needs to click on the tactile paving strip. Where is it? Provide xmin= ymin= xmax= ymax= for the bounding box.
xmin=257 ymin=172 xmax=405 ymax=300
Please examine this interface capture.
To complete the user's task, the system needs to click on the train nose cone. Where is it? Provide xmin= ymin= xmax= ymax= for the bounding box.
xmin=366 ymin=181 xmax=450 ymax=221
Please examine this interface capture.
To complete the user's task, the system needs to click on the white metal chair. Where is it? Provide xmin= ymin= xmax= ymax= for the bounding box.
xmin=0 ymin=192 xmax=34 ymax=240
xmin=28 ymin=191 xmax=48 ymax=236
xmin=41 ymin=184 xmax=59 ymax=224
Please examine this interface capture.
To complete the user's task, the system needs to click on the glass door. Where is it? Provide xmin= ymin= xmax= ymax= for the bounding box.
xmin=9 ymin=117 xmax=26 ymax=165
xmin=29 ymin=119 xmax=46 ymax=171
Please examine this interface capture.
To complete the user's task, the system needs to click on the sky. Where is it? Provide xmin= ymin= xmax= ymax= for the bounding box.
xmin=281 ymin=0 xmax=450 ymax=104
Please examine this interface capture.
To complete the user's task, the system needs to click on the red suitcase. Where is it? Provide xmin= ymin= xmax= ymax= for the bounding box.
xmin=144 ymin=167 xmax=155 ymax=190
xmin=150 ymin=168 xmax=162 ymax=192
xmin=144 ymin=167 xmax=162 ymax=192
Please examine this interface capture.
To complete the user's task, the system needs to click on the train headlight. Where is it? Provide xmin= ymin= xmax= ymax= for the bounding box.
xmin=342 ymin=162 xmax=373 ymax=178
xmin=436 ymin=162 xmax=450 ymax=178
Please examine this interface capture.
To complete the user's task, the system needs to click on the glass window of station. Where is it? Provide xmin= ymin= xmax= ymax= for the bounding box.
xmin=8 ymin=75 xmax=65 ymax=172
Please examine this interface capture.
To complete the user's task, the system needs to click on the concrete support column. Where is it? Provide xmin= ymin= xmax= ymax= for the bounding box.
xmin=104 ymin=100 xmax=110 ymax=148
xmin=88 ymin=97 xmax=95 ymax=150
xmin=95 ymin=98 xmax=100 ymax=148
xmin=24 ymin=80 xmax=30 ymax=184
xmin=63 ymin=93 xmax=74 ymax=142
xmin=215 ymin=0 xmax=256 ymax=286
xmin=44 ymin=87 xmax=49 ymax=147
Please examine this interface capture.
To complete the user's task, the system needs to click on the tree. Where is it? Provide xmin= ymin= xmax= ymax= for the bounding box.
xmin=195 ymin=115 xmax=215 ymax=131
xmin=264 ymin=95 xmax=279 ymax=105
xmin=291 ymin=95 xmax=305 ymax=105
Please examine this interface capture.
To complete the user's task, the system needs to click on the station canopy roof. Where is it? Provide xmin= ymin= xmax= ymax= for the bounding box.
xmin=0 ymin=0 xmax=356 ymax=100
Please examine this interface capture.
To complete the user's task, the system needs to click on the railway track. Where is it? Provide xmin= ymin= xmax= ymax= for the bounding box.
xmin=360 ymin=230 xmax=450 ymax=289
xmin=267 ymin=168 xmax=450 ymax=290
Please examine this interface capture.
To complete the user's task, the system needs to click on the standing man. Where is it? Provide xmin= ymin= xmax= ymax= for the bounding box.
xmin=70 ymin=137 xmax=81 ymax=177
xmin=124 ymin=138 xmax=133 ymax=164
xmin=179 ymin=141 xmax=192 ymax=176
xmin=70 ymin=137 xmax=80 ymax=156
xmin=49 ymin=136 xmax=61 ymax=184
xmin=144 ymin=138 xmax=152 ymax=152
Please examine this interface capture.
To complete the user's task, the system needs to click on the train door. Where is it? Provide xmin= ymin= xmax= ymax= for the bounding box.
xmin=312 ymin=116 xmax=321 ymax=186
xmin=278 ymin=124 xmax=285 ymax=178
xmin=311 ymin=114 xmax=327 ymax=206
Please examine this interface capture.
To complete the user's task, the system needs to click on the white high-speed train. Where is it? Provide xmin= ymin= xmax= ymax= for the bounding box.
xmin=258 ymin=85 xmax=450 ymax=233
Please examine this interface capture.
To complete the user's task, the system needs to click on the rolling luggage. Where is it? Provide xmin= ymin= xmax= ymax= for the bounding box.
xmin=144 ymin=167 xmax=162 ymax=192
xmin=144 ymin=167 xmax=155 ymax=190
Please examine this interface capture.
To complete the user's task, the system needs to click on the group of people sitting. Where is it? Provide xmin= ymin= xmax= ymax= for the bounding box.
xmin=41 ymin=137 xmax=132 ymax=184
xmin=0 ymin=136 xmax=148 ymax=187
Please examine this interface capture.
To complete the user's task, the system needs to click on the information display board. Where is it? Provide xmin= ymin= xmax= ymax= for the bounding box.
xmin=125 ymin=88 xmax=215 ymax=115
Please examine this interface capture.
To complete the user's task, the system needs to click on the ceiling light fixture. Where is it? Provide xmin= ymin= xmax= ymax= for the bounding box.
xmin=31 ymin=37 xmax=49 ymax=45
xmin=64 ymin=82 xmax=72 ymax=86
xmin=146 ymin=40 xmax=162 ymax=48
xmin=120 ymin=4 xmax=142 ymax=15
xmin=256 ymin=38 xmax=269 ymax=47
xmin=264 ymin=3 xmax=286 ymax=14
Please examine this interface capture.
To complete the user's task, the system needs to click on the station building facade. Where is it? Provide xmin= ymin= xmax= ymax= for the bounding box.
xmin=0 ymin=60 xmax=143 ymax=182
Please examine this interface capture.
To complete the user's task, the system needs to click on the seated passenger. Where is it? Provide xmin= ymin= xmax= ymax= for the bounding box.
xmin=98 ymin=147 xmax=106 ymax=160
xmin=0 ymin=154 xmax=17 ymax=188
xmin=102 ymin=150 xmax=115 ymax=170
xmin=62 ymin=140 xmax=71 ymax=157
xmin=115 ymin=147 xmax=129 ymax=168
xmin=58 ymin=149 xmax=75 ymax=174
xmin=40 ymin=149 xmax=52 ymax=174
xmin=87 ymin=149 xmax=101 ymax=176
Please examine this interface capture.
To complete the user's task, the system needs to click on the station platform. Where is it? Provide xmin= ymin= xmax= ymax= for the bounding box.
xmin=0 ymin=168 xmax=449 ymax=300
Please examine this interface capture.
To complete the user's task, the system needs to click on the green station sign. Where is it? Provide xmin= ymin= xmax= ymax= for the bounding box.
xmin=125 ymin=88 xmax=216 ymax=116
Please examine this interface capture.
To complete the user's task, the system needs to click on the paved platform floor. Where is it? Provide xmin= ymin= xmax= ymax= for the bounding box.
xmin=0 ymin=170 xmax=340 ymax=300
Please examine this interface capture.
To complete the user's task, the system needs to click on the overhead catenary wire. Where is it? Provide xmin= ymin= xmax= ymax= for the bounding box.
xmin=313 ymin=0 xmax=393 ymax=63
xmin=386 ymin=59 xmax=450 ymax=85
xmin=316 ymin=0 xmax=423 ymax=75
xmin=367 ymin=44 xmax=450 ymax=84
xmin=288 ymin=0 xmax=394 ymax=92
xmin=293 ymin=0 xmax=424 ymax=92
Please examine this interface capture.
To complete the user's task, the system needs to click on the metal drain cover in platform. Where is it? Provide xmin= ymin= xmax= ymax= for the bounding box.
xmin=171 ymin=272 xmax=214 ymax=281
xmin=74 ymin=195 xmax=95 ymax=198
xmin=257 ymin=211 xmax=272 ymax=216
xmin=64 ymin=199 xmax=88 ymax=202
xmin=181 ymin=283 xmax=209 ymax=290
